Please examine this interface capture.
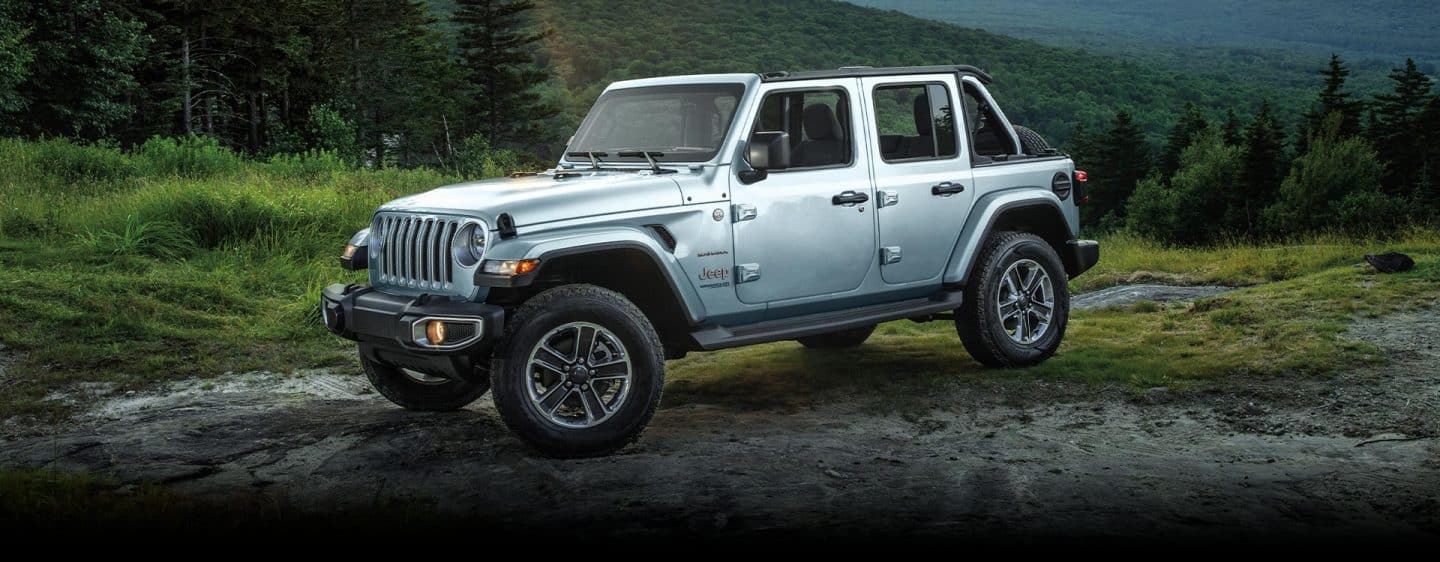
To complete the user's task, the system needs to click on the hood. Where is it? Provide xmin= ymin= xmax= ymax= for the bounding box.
xmin=378 ymin=171 xmax=685 ymax=228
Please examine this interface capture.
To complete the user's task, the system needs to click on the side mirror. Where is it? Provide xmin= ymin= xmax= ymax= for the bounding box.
xmin=746 ymin=131 xmax=790 ymax=171
xmin=740 ymin=131 xmax=790 ymax=184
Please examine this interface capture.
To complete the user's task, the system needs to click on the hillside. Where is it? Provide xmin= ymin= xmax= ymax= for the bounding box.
xmin=846 ymin=1 xmax=1428 ymax=109
xmin=847 ymin=0 xmax=1440 ymax=65
xmin=511 ymin=0 xmax=1316 ymax=146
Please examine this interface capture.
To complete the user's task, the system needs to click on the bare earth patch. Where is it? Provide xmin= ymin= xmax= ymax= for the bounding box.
xmin=1 ymin=304 xmax=1437 ymax=541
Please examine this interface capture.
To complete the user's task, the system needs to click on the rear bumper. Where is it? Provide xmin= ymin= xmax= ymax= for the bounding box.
xmin=1064 ymin=239 xmax=1100 ymax=278
xmin=320 ymin=284 xmax=504 ymax=381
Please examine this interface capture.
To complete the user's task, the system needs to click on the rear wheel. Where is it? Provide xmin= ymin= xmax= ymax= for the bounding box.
xmin=490 ymin=285 xmax=665 ymax=458
xmin=956 ymin=232 xmax=1069 ymax=367
xmin=796 ymin=325 xmax=875 ymax=349
xmin=362 ymin=356 xmax=490 ymax=412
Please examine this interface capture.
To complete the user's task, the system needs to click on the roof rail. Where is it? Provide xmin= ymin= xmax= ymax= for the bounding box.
xmin=759 ymin=65 xmax=993 ymax=84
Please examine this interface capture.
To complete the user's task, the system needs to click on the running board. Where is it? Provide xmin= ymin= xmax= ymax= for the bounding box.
xmin=689 ymin=290 xmax=964 ymax=350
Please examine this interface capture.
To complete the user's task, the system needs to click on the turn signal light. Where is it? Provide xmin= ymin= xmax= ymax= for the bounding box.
xmin=426 ymin=320 xmax=446 ymax=345
xmin=482 ymin=259 xmax=541 ymax=276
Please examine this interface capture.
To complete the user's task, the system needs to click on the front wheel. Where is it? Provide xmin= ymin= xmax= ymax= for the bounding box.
xmin=956 ymin=232 xmax=1069 ymax=367
xmin=490 ymin=285 xmax=665 ymax=458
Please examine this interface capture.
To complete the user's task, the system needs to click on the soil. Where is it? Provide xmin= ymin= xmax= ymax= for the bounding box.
xmin=2 ymin=286 xmax=1437 ymax=542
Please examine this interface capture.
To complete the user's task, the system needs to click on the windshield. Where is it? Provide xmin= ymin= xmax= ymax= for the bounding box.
xmin=566 ymin=84 xmax=745 ymax=163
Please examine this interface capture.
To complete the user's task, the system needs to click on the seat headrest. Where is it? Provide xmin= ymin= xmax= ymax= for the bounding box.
xmin=914 ymin=93 xmax=932 ymax=136
xmin=802 ymin=104 xmax=841 ymax=140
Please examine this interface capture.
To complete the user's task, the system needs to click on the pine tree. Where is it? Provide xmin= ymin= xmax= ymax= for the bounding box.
xmin=1222 ymin=107 xmax=1242 ymax=146
xmin=1300 ymin=54 xmax=1363 ymax=151
xmin=1238 ymin=100 xmax=1286 ymax=235
xmin=1414 ymin=97 xmax=1440 ymax=222
xmin=1158 ymin=103 xmax=1209 ymax=182
xmin=322 ymin=0 xmax=462 ymax=166
xmin=1083 ymin=110 xmax=1151 ymax=228
xmin=454 ymin=0 xmax=559 ymax=146
xmin=1368 ymin=58 xmax=1433 ymax=193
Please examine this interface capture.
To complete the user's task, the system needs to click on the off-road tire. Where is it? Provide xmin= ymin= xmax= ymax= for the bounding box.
xmin=362 ymin=356 xmax=490 ymax=411
xmin=490 ymin=284 xmax=665 ymax=458
xmin=1013 ymin=124 xmax=1052 ymax=155
xmin=956 ymin=231 xmax=1069 ymax=367
xmin=796 ymin=325 xmax=876 ymax=349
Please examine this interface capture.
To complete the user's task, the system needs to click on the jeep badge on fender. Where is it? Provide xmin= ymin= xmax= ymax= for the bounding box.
xmin=320 ymin=65 xmax=1099 ymax=458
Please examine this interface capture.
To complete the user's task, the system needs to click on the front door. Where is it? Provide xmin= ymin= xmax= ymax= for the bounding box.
xmin=862 ymin=76 xmax=974 ymax=285
xmin=730 ymin=81 xmax=876 ymax=305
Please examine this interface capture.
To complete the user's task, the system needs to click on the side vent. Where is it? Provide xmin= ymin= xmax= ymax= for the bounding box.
xmin=497 ymin=213 xmax=518 ymax=239
xmin=645 ymin=224 xmax=677 ymax=252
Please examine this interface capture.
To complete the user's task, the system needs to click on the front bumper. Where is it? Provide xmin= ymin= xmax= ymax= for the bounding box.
xmin=1064 ymin=239 xmax=1100 ymax=278
xmin=320 ymin=284 xmax=504 ymax=381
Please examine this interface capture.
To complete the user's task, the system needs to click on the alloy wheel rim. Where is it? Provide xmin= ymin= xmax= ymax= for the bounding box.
xmin=524 ymin=321 xmax=633 ymax=429
xmin=996 ymin=258 xmax=1055 ymax=344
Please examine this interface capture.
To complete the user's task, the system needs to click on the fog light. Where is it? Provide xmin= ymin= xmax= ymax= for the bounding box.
xmin=426 ymin=320 xmax=446 ymax=345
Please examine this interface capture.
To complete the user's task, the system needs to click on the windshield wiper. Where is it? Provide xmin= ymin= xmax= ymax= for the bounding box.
xmin=565 ymin=151 xmax=609 ymax=170
xmin=617 ymin=150 xmax=676 ymax=174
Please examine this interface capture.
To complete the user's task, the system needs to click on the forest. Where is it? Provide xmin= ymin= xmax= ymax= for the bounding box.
xmin=1 ymin=0 xmax=1437 ymax=245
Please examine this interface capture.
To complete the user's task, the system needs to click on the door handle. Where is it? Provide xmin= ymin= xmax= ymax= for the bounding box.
xmin=832 ymin=190 xmax=869 ymax=205
xmin=932 ymin=181 xmax=966 ymax=196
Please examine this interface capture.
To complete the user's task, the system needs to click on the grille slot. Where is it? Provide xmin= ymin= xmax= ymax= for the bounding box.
xmin=375 ymin=214 xmax=467 ymax=291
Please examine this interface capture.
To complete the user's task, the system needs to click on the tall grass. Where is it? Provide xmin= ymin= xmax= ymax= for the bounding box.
xmin=0 ymin=136 xmax=455 ymax=252
xmin=0 ymin=137 xmax=471 ymax=419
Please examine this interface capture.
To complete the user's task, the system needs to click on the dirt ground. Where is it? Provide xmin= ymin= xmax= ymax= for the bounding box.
xmin=2 ymin=287 xmax=1437 ymax=542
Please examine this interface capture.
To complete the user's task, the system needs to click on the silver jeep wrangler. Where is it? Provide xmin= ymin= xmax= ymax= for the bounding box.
xmin=321 ymin=65 xmax=1099 ymax=457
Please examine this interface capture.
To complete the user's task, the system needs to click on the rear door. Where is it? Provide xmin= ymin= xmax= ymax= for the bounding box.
xmin=729 ymin=80 xmax=877 ymax=305
xmin=861 ymin=75 xmax=974 ymax=285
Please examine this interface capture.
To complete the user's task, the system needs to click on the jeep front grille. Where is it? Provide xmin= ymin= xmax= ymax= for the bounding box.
xmin=374 ymin=214 xmax=463 ymax=290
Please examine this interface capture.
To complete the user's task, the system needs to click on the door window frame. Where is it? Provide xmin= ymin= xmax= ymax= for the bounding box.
xmin=746 ymin=85 xmax=857 ymax=173
xmin=869 ymin=80 xmax=962 ymax=165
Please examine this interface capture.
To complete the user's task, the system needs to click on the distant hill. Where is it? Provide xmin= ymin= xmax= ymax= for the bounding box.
xmin=508 ymin=0 xmax=1323 ymax=146
xmin=845 ymin=0 xmax=1432 ymax=112
xmin=846 ymin=0 xmax=1440 ymax=66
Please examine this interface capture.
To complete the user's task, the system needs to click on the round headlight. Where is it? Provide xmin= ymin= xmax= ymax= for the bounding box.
xmin=453 ymin=223 xmax=487 ymax=266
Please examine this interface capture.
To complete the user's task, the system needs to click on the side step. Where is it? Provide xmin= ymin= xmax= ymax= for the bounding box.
xmin=690 ymin=290 xmax=964 ymax=351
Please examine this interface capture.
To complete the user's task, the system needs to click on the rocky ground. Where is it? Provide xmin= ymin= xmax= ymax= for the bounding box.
xmin=2 ymin=286 xmax=1437 ymax=542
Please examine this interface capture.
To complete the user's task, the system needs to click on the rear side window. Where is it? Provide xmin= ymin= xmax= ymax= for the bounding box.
xmin=873 ymin=83 xmax=957 ymax=162
xmin=752 ymin=89 xmax=852 ymax=169
xmin=962 ymin=83 xmax=1018 ymax=159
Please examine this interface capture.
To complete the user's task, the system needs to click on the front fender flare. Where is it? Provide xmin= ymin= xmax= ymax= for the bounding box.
xmin=475 ymin=226 xmax=706 ymax=324
xmin=943 ymin=189 xmax=1070 ymax=286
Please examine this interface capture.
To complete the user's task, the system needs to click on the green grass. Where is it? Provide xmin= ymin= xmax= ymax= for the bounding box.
xmin=0 ymin=137 xmax=1437 ymax=421
xmin=0 ymin=137 xmax=465 ymax=420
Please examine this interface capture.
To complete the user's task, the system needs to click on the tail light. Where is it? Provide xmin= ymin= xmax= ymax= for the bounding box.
xmin=1073 ymin=170 xmax=1089 ymax=205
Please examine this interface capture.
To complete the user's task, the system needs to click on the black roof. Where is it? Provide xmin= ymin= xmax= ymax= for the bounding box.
xmin=759 ymin=65 xmax=993 ymax=84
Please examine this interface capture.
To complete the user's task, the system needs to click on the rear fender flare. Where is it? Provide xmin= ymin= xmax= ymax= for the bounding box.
xmin=943 ymin=189 xmax=1071 ymax=285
